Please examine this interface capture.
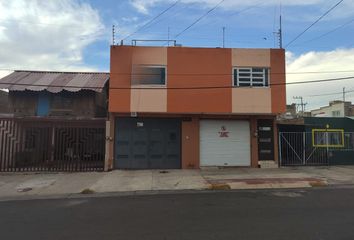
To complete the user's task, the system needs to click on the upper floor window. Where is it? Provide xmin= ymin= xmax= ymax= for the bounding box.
xmin=132 ymin=65 xmax=166 ymax=86
xmin=233 ymin=67 xmax=269 ymax=87
xmin=332 ymin=110 xmax=341 ymax=117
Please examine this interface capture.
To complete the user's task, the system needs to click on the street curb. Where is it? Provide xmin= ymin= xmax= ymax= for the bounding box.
xmin=1 ymin=183 xmax=354 ymax=202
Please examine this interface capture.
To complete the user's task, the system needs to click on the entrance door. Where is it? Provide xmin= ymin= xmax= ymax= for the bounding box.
xmin=115 ymin=118 xmax=181 ymax=169
xmin=257 ymin=119 xmax=275 ymax=160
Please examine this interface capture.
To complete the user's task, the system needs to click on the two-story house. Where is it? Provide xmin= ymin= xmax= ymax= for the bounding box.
xmin=107 ymin=46 xmax=286 ymax=170
xmin=311 ymin=101 xmax=354 ymax=117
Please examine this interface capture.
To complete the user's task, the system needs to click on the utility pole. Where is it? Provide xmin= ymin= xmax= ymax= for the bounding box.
xmin=343 ymin=87 xmax=346 ymax=102
xmin=112 ymin=25 xmax=115 ymax=45
xmin=293 ymin=96 xmax=307 ymax=116
xmin=222 ymin=26 xmax=225 ymax=48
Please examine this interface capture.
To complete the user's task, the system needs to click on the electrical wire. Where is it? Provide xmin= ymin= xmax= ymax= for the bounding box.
xmin=190 ymin=1 xmax=265 ymax=31
xmin=1 ymin=76 xmax=354 ymax=89
xmin=305 ymin=88 xmax=354 ymax=98
xmin=175 ymin=0 xmax=225 ymax=38
xmin=294 ymin=17 xmax=354 ymax=46
xmin=137 ymin=2 xmax=196 ymax=33
xmin=3 ymin=68 xmax=354 ymax=75
xmin=285 ymin=0 xmax=344 ymax=48
xmin=122 ymin=0 xmax=181 ymax=41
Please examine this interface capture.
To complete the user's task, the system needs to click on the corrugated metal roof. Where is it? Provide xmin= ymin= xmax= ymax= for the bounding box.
xmin=0 ymin=71 xmax=109 ymax=93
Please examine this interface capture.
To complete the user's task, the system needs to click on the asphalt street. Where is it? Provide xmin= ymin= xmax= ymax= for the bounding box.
xmin=1 ymin=188 xmax=354 ymax=240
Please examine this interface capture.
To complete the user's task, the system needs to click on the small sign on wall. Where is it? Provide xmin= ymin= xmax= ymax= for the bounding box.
xmin=137 ymin=122 xmax=144 ymax=127
xmin=218 ymin=126 xmax=229 ymax=138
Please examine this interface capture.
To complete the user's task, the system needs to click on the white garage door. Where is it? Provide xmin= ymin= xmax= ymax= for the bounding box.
xmin=200 ymin=120 xmax=251 ymax=166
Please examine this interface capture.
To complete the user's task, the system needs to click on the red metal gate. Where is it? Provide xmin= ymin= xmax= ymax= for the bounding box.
xmin=0 ymin=118 xmax=105 ymax=172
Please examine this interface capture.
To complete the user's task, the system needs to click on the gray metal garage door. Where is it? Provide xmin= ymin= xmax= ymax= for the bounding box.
xmin=115 ymin=118 xmax=181 ymax=169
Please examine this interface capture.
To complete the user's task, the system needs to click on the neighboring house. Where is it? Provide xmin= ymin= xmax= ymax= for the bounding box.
xmin=278 ymin=103 xmax=312 ymax=120
xmin=286 ymin=103 xmax=297 ymax=116
xmin=107 ymin=46 xmax=286 ymax=170
xmin=0 ymin=90 xmax=9 ymax=114
xmin=278 ymin=103 xmax=297 ymax=119
xmin=0 ymin=71 xmax=109 ymax=118
xmin=0 ymin=71 xmax=109 ymax=172
xmin=278 ymin=117 xmax=354 ymax=166
xmin=311 ymin=101 xmax=353 ymax=117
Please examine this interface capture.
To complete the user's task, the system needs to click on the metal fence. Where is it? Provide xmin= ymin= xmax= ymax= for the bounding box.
xmin=0 ymin=118 xmax=105 ymax=172
xmin=279 ymin=132 xmax=354 ymax=166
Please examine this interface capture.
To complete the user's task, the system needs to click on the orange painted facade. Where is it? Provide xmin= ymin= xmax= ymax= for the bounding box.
xmin=181 ymin=118 xmax=200 ymax=169
xmin=107 ymin=45 xmax=286 ymax=170
xmin=109 ymin=46 xmax=286 ymax=114
xmin=167 ymin=47 xmax=232 ymax=113
xmin=270 ymin=49 xmax=286 ymax=113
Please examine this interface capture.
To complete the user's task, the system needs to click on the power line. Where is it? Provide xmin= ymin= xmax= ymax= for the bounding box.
xmin=3 ymin=68 xmax=354 ymax=75
xmin=175 ymin=0 xmax=225 ymax=38
xmin=307 ymin=91 xmax=344 ymax=97
xmin=284 ymin=76 xmax=354 ymax=86
xmin=306 ymin=89 xmax=354 ymax=98
xmin=1 ymin=76 xmax=354 ymax=89
xmin=192 ymin=1 xmax=265 ymax=31
xmin=294 ymin=17 xmax=354 ymax=46
xmin=135 ymin=2 xmax=196 ymax=33
xmin=285 ymin=70 xmax=354 ymax=74
xmin=122 ymin=0 xmax=181 ymax=41
xmin=285 ymin=0 xmax=344 ymax=48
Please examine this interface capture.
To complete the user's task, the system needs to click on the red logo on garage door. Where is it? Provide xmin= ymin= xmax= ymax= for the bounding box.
xmin=219 ymin=126 xmax=229 ymax=138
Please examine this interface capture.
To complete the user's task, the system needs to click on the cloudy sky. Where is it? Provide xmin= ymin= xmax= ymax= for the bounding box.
xmin=0 ymin=0 xmax=354 ymax=110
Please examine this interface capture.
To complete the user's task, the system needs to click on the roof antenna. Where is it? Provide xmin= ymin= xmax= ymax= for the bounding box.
xmin=278 ymin=2 xmax=283 ymax=49
xmin=273 ymin=2 xmax=283 ymax=48
xmin=222 ymin=26 xmax=225 ymax=48
xmin=167 ymin=26 xmax=170 ymax=46
xmin=112 ymin=25 xmax=116 ymax=45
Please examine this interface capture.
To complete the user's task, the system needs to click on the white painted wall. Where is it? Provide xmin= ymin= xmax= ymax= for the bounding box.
xmin=311 ymin=102 xmax=345 ymax=117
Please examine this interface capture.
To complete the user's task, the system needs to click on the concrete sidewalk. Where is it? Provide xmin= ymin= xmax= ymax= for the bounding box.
xmin=1 ymin=166 xmax=354 ymax=200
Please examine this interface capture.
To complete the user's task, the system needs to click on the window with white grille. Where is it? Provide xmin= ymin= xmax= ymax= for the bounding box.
xmin=233 ymin=67 xmax=269 ymax=87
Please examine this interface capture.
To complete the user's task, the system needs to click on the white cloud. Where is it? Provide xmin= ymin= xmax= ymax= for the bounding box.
xmin=0 ymin=0 xmax=105 ymax=79
xmin=286 ymin=48 xmax=354 ymax=110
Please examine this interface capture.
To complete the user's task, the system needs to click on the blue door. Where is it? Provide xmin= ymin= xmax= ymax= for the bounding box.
xmin=37 ymin=92 xmax=50 ymax=116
